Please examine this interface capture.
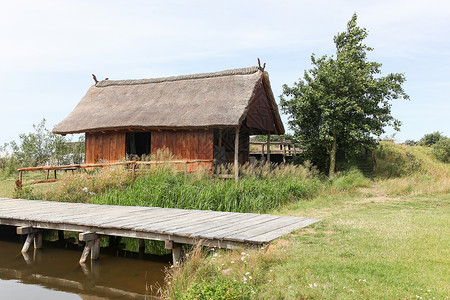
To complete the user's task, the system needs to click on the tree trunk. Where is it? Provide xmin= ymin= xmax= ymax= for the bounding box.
xmin=329 ymin=135 xmax=337 ymax=177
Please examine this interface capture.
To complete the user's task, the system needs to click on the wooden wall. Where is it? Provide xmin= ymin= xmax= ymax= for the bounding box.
xmin=85 ymin=132 xmax=126 ymax=164
xmin=151 ymin=129 xmax=214 ymax=171
xmin=246 ymin=83 xmax=275 ymax=133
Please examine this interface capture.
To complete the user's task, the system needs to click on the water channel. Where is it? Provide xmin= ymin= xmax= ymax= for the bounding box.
xmin=0 ymin=226 xmax=169 ymax=299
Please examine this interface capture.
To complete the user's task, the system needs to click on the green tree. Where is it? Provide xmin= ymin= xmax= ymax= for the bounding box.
xmin=4 ymin=119 xmax=85 ymax=167
xmin=280 ymin=13 xmax=409 ymax=176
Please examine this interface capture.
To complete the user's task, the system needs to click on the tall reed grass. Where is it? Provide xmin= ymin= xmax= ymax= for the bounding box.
xmin=91 ymin=163 xmax=322 ymax=213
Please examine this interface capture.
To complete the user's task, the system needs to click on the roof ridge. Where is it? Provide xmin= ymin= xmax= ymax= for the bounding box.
xmin=96 ymin=66 xmax=260 ymax=87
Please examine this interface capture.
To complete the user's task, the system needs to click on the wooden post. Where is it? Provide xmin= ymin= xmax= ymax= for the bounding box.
xmin=18 ymin=170 xmax=23 ymax=183
xmin=22 ymin=234 xmax=35 ymax=253
xmin=58 ymin=230 xmax=65 ymax=241
xmin=267 ymin=133 xmax=271 ymax=165
xmin=234 ymin=127 xmax=240 ymax=183
xmin=139 ymin=239 xmax=145 ymax=255
xmin=17 ymin=227 xmax=41 ymax=252
xmin=293 ymin=142 xmax=297 ymax=156
xmin=218 ymin=128 xmax=222 ymax=147
xmin=79 ymin=241 xmax=92 ymax=264
xmin=165 ymin=240 xmax=182 ymax=265
xmin=281 ymin=136 xmax=286 ymax=163
xmin=261 ymin=144 xmax=265 ymax=165
xmin=91 ymin=238 xmax=100 ymax=260
xmin=54 ymin=170 xmax=57 ymax=179
xmin=79 ymin=232 xmax=101 ymax=263
xmin=131 ymin=162 xmax=136 ymax=181
xmin=34 ymin=231 xmax=42 ymax=249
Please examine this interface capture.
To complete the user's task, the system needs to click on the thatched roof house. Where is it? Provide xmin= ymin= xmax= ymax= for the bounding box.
xmin=53 ymin=66 xmax=284 ymax=169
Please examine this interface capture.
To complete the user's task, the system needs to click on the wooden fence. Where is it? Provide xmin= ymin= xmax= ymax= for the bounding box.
xmin=16 ymin=159 xmax=215 ymax=187
xmin=249 ymin=139 xmax=300 ymax=164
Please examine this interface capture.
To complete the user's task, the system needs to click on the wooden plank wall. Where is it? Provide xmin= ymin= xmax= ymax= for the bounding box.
xmin=246 ymin=83 xmax=275 ymax=133
xmin=85 ymin=132 xmax=126 ymax=164
xmin=221 ymin=128 xmax=249 ymax=165
xmin=151 ymin=129 xmax=214 ymax=171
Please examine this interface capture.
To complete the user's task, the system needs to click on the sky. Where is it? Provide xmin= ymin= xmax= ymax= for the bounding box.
xmin=0 ymin=0 xmax=449 ymax=147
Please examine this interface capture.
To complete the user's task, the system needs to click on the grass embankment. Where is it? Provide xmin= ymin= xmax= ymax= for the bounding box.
xmin=1 ymin=142 xmax=449 ymax=299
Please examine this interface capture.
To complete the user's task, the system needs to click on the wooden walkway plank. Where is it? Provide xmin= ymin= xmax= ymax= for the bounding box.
xmin=224 ymin=217 xmax=312 ymax=242
xmin=0 ymin=198 xmax=320 ymax=253
xmin=189 ymin=215 xmax=282 ymax=240
xmin=165 ymin=212 xmax=247 ymax=236
xmin=245 ymin=218 xmax=321 ymax=242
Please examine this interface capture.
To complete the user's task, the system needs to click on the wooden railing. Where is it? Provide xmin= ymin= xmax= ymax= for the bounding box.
xmin=16 ymin=159 xmax=215 ymax=187
xmin=249 ymin=140 xmax=300 ymax=163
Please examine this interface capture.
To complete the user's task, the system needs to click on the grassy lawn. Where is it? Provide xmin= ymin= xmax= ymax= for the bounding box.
xmin=0 ymin=177 xmax=15 ymax=198
xmin=166 ymin=192 xmax=449 ymax=299
xmin=1 ymin=142 xmax=449 ymax=298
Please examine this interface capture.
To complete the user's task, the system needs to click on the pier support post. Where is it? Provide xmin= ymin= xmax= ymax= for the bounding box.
xmin=79 ymin=232 xmax=101 ymax=263
xmin=165 ymin=240 xmax=182 ymax=265
xmin=17 ymin=227 xmax=41 ymax=253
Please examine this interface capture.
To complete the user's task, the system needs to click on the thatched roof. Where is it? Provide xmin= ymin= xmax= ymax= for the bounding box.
xmin=53 ymin=66 xmax=284 ymax=135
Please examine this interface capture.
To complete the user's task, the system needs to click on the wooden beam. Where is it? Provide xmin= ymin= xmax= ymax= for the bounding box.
xmin=165 ymin=240 xmax=183 ymax=265
xmin=79 ymin=232 xmax=98 ymax=242
xmin=234 ymin=127 xmax=240 ymax=183
xmin=17 ymin=226 xmax=38 ymax=235
xmin=21 ymin=234 xmax=35 ymax=253
xmin=17 ymin=227 xmax=42 ymax=252
xmin=281 ymin=136 xmax=286 ymax=163
xmin=267 ymin=133 xmax=271 ymax=165
xmin=79 ymin=241 xmax=92 ymax=264
xmin=79 ymin=232 xmax=101 ymax=262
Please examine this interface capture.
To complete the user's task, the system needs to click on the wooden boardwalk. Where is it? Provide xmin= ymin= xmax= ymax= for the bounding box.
xmin=0 ymin=198 xmax=319 ymax=263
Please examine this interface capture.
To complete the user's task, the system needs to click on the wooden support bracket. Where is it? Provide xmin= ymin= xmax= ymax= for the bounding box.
xmin=79 ymin=232 xmax=101 ymax=263
xmin=17 ymin=227 xmax=42 ymax=253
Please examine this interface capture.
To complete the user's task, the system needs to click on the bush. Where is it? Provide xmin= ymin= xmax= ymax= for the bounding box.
xmin=432 ymin=138 xmax=450 ymax=163
xmin=180 ymin=277 xmax=252 ymax=300
xmin=374 ymin=142 xmax=423 ymax=178
xmin=419 ymin=132 xmax=446 ymax=146
xmin=330 ymin=168 xmax=371 ymax=190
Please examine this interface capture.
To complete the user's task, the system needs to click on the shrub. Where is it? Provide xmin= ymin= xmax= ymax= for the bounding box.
xmin=180 ymin=277 xmax=252 ymax=300
xmin=432 ymin=138 xmax=450 ymax=163
xmin=374 ymin=142 xmax=423 ymax=177
xmin=330 ymin=169 xmax=371 ymax=191
xmin=419 ymin=131 xmax=446 ymax=146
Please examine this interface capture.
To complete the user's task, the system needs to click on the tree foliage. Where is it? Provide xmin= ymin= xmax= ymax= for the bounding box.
xmin=419 ymin=131 xmax=446 ymax=146
xmin=1 ymin=119 xmax=85 ymax=175
xmin=280 ymin=13 xmax=409 ymax=175
xmin=432 ymin=138 xmax=449 ymax=163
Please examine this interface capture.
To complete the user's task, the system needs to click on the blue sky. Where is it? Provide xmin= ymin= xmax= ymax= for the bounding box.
xmin=0 ymin=0 xmax=449 ymax=146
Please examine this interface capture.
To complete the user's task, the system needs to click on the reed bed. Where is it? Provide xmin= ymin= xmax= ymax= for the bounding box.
xmin=91 ymin=163 xmax=322 ymax=214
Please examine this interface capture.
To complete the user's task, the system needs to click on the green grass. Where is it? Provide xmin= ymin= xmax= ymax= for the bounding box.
xmin=0 ymin=178 xmax=15 ymax=198
xmin=1 ymin=142 xmax=449 ymax=299
xmin=91 ymin=167 xmax=322 ymax=213
xmin=165 ymin=194 xmax=450 ymax=299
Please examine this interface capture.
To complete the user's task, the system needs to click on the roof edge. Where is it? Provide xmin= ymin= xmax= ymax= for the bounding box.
xmin=96 ymin=66 xmax=260 ymax=87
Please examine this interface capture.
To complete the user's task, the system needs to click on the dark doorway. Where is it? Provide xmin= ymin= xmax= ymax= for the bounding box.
xmin=126 ymin=132 xmax=151 ymax=157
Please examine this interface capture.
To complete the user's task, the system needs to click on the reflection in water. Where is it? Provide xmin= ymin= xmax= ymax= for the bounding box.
xmin=0 ymin=226 xmax=169 ymax=299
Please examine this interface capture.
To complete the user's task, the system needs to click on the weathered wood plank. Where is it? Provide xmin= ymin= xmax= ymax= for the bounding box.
xmin=1 ymin=199 xmax=319 ymax=250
